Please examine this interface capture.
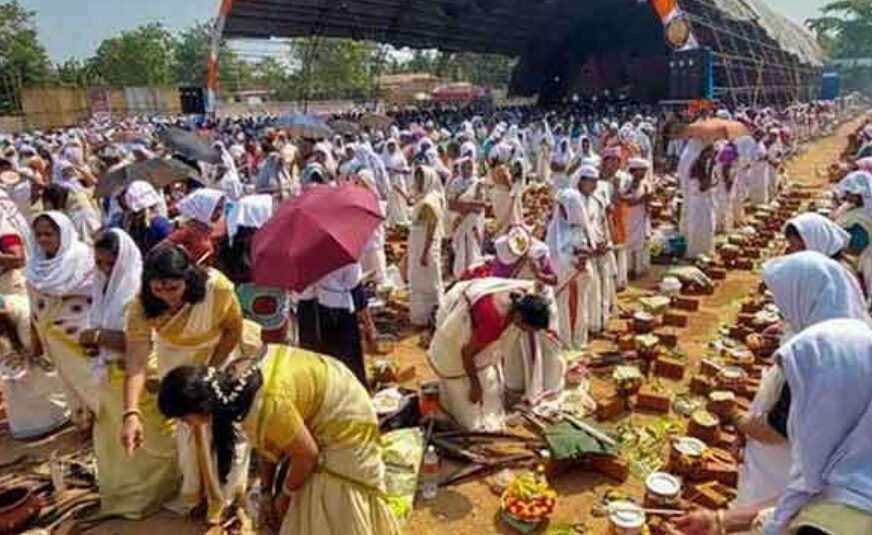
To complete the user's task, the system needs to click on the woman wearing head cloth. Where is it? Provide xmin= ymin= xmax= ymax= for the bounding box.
xmin=408 ymin=166 xmax=445 ymax=327
xmin=681 ymin=140 xmax=718 ymax=258
xmin=84 ymin=229 xmax=179 ymax=518
xmin=217 ymin=195 xmax=290 ymax=344
xmin=677 ymin=317 xmax=872 ymax=535
xmin=0 ymin=199 xmax=68 ymax=439
xmin=166 ymin=188 xmax=226 ymax=267
xmin=784 ymin=213 xmax=850 ymax=258
xmin=381 ymin=138 xmax=411 ymax=228
xmin=623 ymin=158 xmax=653 ymax=279
xmin=734 ymin=135 xmax=760 ymax=224
xmin=546 ymin=188 xmax=594 ymax=349
xmin=747 ymin=130 xmax=772 ymax=206
xmin=26 ymin=211 xmax=96 ymax=425
xmin=353 ymin=169 xmax=388 ymax=286
xmin=550 ymin=137 xmax=574 ymax=194
xmin=493 ymin=227 xmax=565 ymax=406
xmin=713 ymin=140 xmax=739 ymax=233
xmin=447 ymin=156 xmax=487 ymax=279
xmin=122 ymin=181 xmax=174 ymax=255
xmin=576 ymin=135 xmax=601 ymax=168
xmin=718 ymin=252 xmax=869 ymax=509
xmin=834 ymin=171 xmax=872 ymax=305
xmin=489 ymin=142 xmax=523 ymax=234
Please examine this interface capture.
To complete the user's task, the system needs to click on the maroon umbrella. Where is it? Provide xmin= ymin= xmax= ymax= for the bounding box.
xmin=252 ymin=183 xmax=383 ymax=291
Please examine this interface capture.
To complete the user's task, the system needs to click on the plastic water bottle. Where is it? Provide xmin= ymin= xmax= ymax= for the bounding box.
xmin=246 ymin=481 xmax=261 ymax=529
xmin=420 ymin=445 xmax=440 ymax=500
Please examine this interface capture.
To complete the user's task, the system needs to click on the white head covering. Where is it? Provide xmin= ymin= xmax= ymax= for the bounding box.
xmin=89 ymin=229 xmax=142 ymax=379
xmin=177 ymin=188 xmax=224 ymax=225
xmin=787 ymin=213 xmax=850 ymax=257
xmin=124 ymin=180 xmax=165 ymax=214
xmin=762 ymin=251 xmax=869 ymax=334
xmin=0 ymin=189 xmax=33 ymax=255
xmin=546 ymin=188 xmax=592 ymax=265
xmin=26 ymin=211 xmax=94 ymax=296
xmin=227 ymin=194 xmax=273 ymax=245
xmin=628 ymin=157 xmax=650 ymax=170
xmin=836 ymin=171 xmax=872 ymax=217
xmin=763 ymin=318 xmax=872 ymax=534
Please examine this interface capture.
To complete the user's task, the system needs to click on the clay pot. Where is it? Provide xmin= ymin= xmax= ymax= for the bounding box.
xmin=0 ymin=486 xmax=40 ymax=535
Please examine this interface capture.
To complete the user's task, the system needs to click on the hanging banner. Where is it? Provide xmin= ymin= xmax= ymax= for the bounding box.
xmin=650 ymin=0 xmax=698 ymax=50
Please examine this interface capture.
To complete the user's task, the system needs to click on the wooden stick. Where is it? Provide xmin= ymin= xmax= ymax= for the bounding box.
xmin=561 ymin=412 xmax=618 ymax=448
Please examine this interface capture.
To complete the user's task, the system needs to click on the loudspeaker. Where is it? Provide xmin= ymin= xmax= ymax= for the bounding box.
xmin=179 ymin=86 xmax=206 ymax=114
xmin=667 ymin=48 xmax=713 ymax=100
xmin=820 ymin=72 xmax=840 ymax=101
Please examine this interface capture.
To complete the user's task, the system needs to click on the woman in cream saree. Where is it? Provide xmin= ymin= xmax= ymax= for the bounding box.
xmin=26 ymin=211 xmax=97 ymax=424
xmin=123 ymin=245 xmax=260 ymax=523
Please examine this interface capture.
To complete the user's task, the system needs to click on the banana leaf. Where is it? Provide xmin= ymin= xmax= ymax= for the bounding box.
xmin=543 ymin=420 xmax=618 ymax=461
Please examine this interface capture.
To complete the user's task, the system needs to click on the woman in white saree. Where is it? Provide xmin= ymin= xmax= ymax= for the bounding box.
xmin=427 ymin=278 xmax=552 ymax=431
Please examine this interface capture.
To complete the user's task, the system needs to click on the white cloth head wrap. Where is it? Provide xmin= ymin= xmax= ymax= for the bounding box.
xmin=762 ymin=251 xmax=869 ymax=334
xmin=26 ymin=211 xmax=94 ymax=296
xmin=787 ymin=212 xmax=850 ymax=257
xmin=763 ymin=318 xmax=872 ymax=534
xmin=89 ymin=228 xmax=142 ymax=378
xmin=177 ymin=188 xmax=224 ymax=225
xmin=227 ymin=194 xmax=273 ymax=245
xmin=124 ymin=180 xmax=164 ymax=214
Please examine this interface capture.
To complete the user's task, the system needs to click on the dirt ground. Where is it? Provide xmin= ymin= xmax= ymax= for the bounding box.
xmin=0 ymin=119 xmax=857 ymax=535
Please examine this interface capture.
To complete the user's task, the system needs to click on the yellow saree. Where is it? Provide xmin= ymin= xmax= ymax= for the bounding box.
xmin=243 ymin=345 xmax=400 ymax=535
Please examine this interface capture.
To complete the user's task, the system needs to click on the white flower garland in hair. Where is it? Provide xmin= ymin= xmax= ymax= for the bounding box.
xmin=205 ymin=364 xmax=258 ymax=407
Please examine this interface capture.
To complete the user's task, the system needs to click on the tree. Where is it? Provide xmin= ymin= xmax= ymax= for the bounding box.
xmin=807 ymin=0 xmax=872 ymax=58
xmin=174 ymin=21 xmax=254 ymax=92
xmin=89 ymin=23 xmax=177 ymax=86
xmin=0 ymin=1 xmax=53 ymax=84
xmin=55 ymin=58 xmax=100 ymax=87
xmin=289 ymin=38 xmax=378 ymax=100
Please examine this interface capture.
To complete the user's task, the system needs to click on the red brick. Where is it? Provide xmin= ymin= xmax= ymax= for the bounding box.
xmin=654 ymin=358 xmax=686 ymax=381
xmin=636 ymin=388 xmax=673 ymax=413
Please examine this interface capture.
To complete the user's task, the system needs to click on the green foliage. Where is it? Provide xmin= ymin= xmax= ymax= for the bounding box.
xmin=289 ymin=38 xmax=378 ymax=100
xmin=0 ymin=1 xmax=53 ymax=112
xmin=89 ymin=22 xmax=177 ymax=86
xmin=807 ymin=0 xmax=872 ymax=58
xmin=0 ymin=1 xmax=516 ymax=106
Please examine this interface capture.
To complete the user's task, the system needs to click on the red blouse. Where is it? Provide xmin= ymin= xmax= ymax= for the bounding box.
xmin=469 ymin=295 xmax=511 ymax=354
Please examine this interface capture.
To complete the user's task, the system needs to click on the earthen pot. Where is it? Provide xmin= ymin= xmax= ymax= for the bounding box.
xmin=0 ymin=485 xmax=40 ymax=534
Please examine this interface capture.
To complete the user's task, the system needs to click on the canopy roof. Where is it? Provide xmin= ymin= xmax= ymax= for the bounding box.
xmin=221 ymin=0 xmax=824 ymax=66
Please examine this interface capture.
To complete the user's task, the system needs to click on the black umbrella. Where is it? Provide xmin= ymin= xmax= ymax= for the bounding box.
xmin=159 ymin=127 xmax=222 ymax=164
xmin=96 ymin=158 xmax=199 ymax=198
xmin=275 ymin=112 xmax=333 ymax=139
xmin=328 ymin=119 xmax=360 ymax=136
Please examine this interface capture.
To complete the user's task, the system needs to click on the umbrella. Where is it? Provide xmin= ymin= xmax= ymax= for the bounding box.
xmin=274 ymin=112 xmax=333 ymax=139
xmin=96 ymin=158 xmax=199 ymax=198
xmin=159 ymin=127 xmax=221 ymax=164
xmin=358 ymin=113 xmax=393 ymax=131
xmin=682 ymin=118 xmax=750 ymax=142
xmin=328 ymin=119 xmax=360 ymax=136
xmin=252 ymin=183 xmax=384 ymax=291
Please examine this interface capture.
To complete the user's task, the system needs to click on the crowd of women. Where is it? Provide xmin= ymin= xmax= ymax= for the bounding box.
xmin=671 ymin=117 xmax=872 ymax=535
xmin=0 ymin=98 xmax=864 ymax=535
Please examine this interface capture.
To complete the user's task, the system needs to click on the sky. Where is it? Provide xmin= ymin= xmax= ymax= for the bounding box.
xmin=21 ymin=0 xmax=832 ymax=63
